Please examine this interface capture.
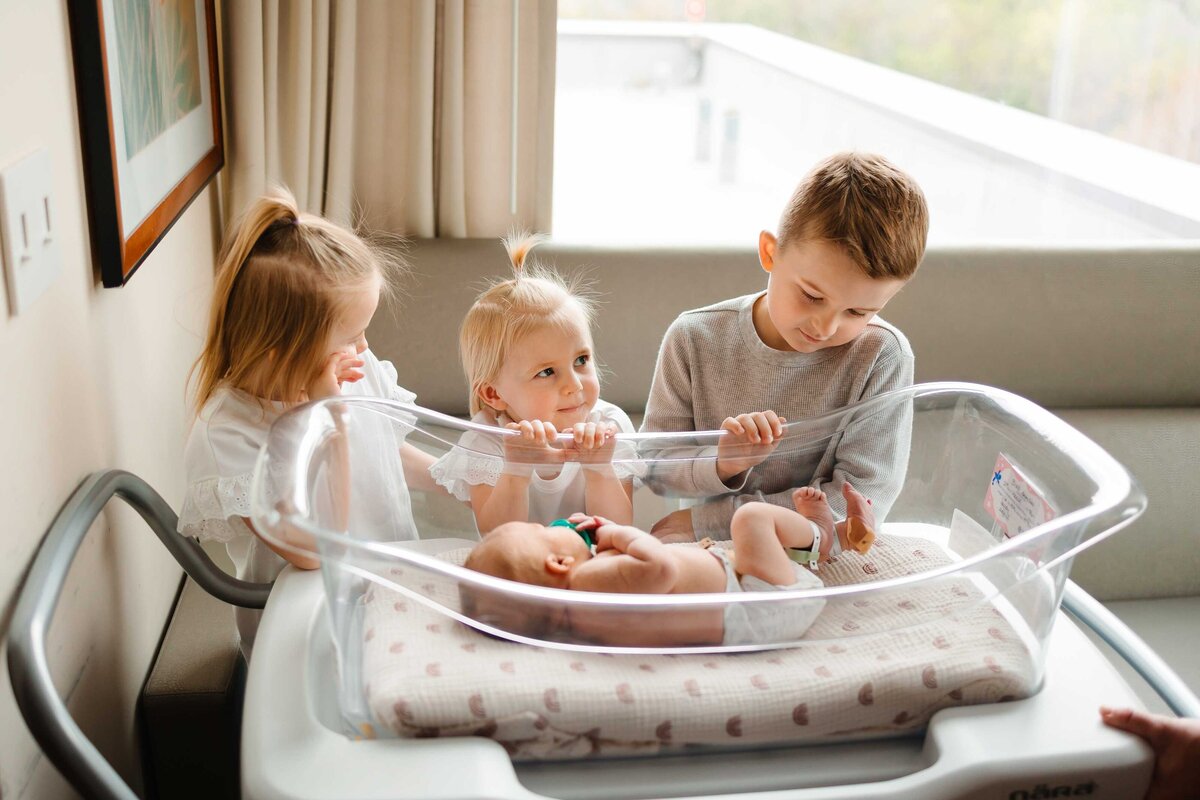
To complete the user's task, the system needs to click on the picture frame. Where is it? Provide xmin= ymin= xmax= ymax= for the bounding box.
xmin=68 ymin=0 xmax=223 ymax=287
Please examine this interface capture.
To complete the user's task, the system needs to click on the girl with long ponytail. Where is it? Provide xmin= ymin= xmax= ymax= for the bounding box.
xmin=180 ymin=187 xmax=431 ymax=656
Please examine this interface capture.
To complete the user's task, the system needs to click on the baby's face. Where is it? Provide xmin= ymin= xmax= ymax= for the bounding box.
xmin=761 ymin=236 xmax=905 ymax=353
xmin=484 ymin=320 xmax=600 ymax=429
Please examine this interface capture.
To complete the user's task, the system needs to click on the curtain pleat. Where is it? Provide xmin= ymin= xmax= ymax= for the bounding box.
xmin=221 ymin=0 xmax=555 ymax=237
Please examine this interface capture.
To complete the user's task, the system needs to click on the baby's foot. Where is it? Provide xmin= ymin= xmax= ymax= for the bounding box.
xmin=792 ymin=487 xmax=836 ymax=550
xmin=841 ymin=482 xmax=877 ymax=554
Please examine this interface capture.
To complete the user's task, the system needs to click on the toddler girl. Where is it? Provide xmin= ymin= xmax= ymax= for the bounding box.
xmin=431 ymin=234 xmax=639 ymax=532
xmin=179 ymin=187 xmax=434 ymax=655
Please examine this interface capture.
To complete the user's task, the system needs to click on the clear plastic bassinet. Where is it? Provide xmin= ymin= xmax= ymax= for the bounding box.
xmin=249 ymin=382 xmax=1145 ymax=756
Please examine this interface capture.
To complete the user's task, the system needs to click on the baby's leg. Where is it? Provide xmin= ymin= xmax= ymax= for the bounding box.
xmin=731 ymin=500 xmax=823 ymax=586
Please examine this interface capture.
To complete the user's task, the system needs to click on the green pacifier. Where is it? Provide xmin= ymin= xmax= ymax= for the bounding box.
xmin=550 ymin=518 xmax=595 ymax=549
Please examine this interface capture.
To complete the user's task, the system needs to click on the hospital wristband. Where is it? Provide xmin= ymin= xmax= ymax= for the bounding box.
xmin=787 ymin=520 xmax=824 ymax=571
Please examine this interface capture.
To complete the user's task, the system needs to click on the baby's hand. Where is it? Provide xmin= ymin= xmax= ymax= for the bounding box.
xmin=717 ymin=411 xmax=786 ymax=481
xmin=503 ymin=419 xmax=565 ymax=471
xmin=305 ymin=349 xmax=365 ymax=401
xmin=565 ymin=421 xmax=618 ymax=465
xmin=578 ymin=516 xmax=642 ymax=554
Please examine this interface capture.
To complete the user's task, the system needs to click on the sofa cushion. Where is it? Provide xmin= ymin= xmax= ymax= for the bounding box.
xmin=1058 ymin=408 xmax=1200 ymax=600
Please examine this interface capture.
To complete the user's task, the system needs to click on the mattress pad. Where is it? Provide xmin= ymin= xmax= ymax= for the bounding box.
xmin=359 ymin=535 xmax=1037 ymax=759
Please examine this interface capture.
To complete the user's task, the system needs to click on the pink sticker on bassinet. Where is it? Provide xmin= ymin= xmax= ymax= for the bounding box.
xmin=983 ymin=453 xmax=1056 ymax=538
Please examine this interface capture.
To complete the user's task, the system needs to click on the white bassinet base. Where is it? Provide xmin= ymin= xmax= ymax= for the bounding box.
xmin=360 ymin=535 xmax=1035 ymax=758
xmin=242 ymin=546 xmax=1153 ymax=800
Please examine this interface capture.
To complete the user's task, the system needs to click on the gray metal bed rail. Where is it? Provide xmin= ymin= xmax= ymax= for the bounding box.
xmin=8 ymin=470 xmax=1200 ymax=800
xmin=8 ymin=469 xmax=273 ymax=800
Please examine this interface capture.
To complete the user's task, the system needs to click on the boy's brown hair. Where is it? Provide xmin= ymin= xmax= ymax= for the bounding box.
xmin=776 ymin=152 xmax=929 ymax=280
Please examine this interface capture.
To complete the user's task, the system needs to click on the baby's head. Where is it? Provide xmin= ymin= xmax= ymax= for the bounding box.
xmin=464 ymin=520 xmax=593 ymax=588
xmin=192 ymin=187 xmax=407 ymax=408
xmin=758 ymin=152 xmax=928 ymax=353
xmin=460 ymin=234 xmax=599 ymax=429
xmin=460 ymin=520 xmax=593 ymax=639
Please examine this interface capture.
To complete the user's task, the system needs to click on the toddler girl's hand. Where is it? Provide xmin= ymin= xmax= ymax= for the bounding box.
xmin=306 ymin=349 xmax=365 ymax=401
xmin=717 ymin=411 xmax=786 ymax=481
xmin=565 ymin=421 xmax=618 ymax=465
xmin=503 ymin=420 xmax=565 ymax=471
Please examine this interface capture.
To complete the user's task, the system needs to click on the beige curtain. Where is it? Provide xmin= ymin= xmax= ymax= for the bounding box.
xmin=220 ymin=0 xmax=556 ymax=236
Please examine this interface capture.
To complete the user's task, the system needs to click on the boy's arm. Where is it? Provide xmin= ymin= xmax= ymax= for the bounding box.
xmin=687 ymin=349 xmax=913 ymax=534
xmin=810 ymin=350 xmax=912 ymax=525
xmin=639 ymin=318 xmax=752 ymax=498
xmin=569 ymin=523 xmax=679 ymax=593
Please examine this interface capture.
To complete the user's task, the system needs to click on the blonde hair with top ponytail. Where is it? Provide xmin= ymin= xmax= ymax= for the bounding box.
xmin=190 ymin=187 xmax=406 ymax=411
xmin=460 ymin=233 xmax=596 ymax=416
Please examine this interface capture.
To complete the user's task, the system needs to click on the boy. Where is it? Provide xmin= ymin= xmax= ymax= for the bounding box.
xmin=641 ymin=152 xmax=929 ymax=543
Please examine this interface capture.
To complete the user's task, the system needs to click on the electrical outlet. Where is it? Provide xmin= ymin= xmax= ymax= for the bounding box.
xmin=0 ymin=148 xmax=62 ymax=315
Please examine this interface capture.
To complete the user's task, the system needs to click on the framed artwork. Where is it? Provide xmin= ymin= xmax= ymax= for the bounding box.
xmin=68 ymin=0 xmax=223 ymax=287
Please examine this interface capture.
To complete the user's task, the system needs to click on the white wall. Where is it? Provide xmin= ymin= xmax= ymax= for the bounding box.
xmin=0 ymin=2 xmax=218 ymax=797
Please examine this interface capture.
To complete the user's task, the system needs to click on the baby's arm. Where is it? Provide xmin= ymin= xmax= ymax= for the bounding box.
xmin=569 ymin=519 xmax=678 ymax=594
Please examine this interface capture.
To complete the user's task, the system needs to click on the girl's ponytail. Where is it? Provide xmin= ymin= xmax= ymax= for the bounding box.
xmin=190 ymin=189 xmax=302 ymax=411
xmin=503 ymin=231 xmax=546 ymax=277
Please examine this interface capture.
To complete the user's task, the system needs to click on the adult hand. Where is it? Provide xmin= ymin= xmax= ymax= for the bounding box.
xmin=1100 ymin=706 xmax=1200 ymax=800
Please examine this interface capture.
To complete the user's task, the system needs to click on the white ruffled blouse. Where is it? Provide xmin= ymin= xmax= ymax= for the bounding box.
xmin=429 ymin=399 xmax=641 ymax=528
xmin=179 ymin=349 xmax=417 ymax=579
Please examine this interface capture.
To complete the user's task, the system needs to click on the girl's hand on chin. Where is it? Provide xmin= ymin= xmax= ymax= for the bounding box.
xmin=306 ymin=350 xmax=365 ymax=401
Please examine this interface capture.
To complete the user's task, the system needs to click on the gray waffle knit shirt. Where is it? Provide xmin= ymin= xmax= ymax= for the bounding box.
xmin=639 ymin=292 xmax=914 ymax=538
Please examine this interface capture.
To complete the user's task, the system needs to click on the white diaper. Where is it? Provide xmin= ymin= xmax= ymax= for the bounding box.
xmin=709 ymin=547 xmax=826 ymax=646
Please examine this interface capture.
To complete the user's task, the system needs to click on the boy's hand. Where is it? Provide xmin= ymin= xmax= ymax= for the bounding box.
xmin=564 ymin=421 xmax=618 ymax=465
xmin=503 ymin=420 xmax=565 ymax=470
xmin=305 ymin=349 xmax=365 ymax=401
xmin=717 ymin=411 xmax=786 ymax=482
xmin=650 ymin=508 xmax=696 ymax=543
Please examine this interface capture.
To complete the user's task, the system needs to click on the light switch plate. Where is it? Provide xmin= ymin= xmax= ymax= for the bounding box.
xmin=0 ymin=148 xmax=62 ymax=315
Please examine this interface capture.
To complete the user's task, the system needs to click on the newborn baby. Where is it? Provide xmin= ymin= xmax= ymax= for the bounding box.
xmin=462 ymin=484 xmax=875 ymax=647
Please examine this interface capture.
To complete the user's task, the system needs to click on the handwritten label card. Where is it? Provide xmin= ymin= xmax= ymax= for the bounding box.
xmin=983 ymin=453 xmax=1056 ymax=538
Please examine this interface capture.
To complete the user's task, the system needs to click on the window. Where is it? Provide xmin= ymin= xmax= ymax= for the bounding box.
xmin=554 ymin=1 xmax=1200 ymax=243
